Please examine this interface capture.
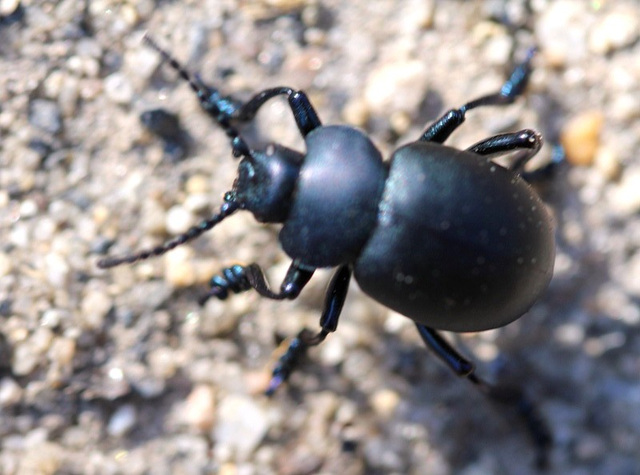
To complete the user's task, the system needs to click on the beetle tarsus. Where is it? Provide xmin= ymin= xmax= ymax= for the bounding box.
xmin=200 ymin=261 xmax=315 ymax=304
xmin=265 ymin=266 xmax=351 ymax=393
xmin=200 ymin=264 xmax=252 ymax=304
xmin=265 ymin=329 xmax=322 ymax=396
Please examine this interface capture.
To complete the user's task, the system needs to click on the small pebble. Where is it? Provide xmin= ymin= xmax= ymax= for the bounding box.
xmin=48 ymin=336 xmax=76 ymax=368
xmin=0 ymin=252 xmax=13 ymax=277
xmin=0 ymin=0 xmax=21 ymax=17
xmin=141 ymin=199 xmax=168 ymax=236
xmin=103 ymin=72 xmax=134 ymax=105
xmin=12 ymin=340 xmax=41 ymax=376
xmin=262 ymin=0 xmax=307 ymax=11
xmin=560 ymin=110 xmax=604 ymax=166
xmin=183 ymin=384 xmax=216 ymax=432
xmin=79 ymin=288 xmax=112 ymax=330
xmin=146 ymin=346 xmax=178 ymax=380
xmin=200 ymin=300 xmax=243 ymax=337
xmin=164 ymin=246 xmax=196 ymax=287
xmin=29 ymin=99 xmax=62 ymax=135
xmin=183 ymin=193 xmax=210 ymax=214
xmin=588 ymin=8 xmax=639 ymax=55
xmin=537 ymin=1 xmax=589 ymax=66
xmin=364 ymin=60 xmax=429 ymax=116
xmin=364 ymin=437 xmax=407 ymax=473
xmin=594 ymin=147 xmax=621 ymax=181
xmin=342 ymin=97 xmax=370 ymax=127
xmin=107 ymin=404 xmax=137 ymax=437
xmin=214 ymin=394 xmax=270 ymax=461
xmin=17 ymin=441 xmax=62 ymax=475
xmin=185 ymin=174 xmax=210 ymax=195
xmin=165 ymin=205 xmax=196 ymax=235
xmin=0 ymin=377 xmax=23 ymax=406
xmin=608 ymin=167 xmax=640 ymax=216
xmin=369 ymin=388 xmax=400 ymax=418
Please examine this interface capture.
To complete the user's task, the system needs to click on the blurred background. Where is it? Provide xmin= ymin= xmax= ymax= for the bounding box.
xmin=1 ymin=1 xmax=639 ymax=474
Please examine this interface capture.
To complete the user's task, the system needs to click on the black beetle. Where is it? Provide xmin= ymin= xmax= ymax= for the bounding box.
xmin=99 ymin=36 xmax=554 ymax=463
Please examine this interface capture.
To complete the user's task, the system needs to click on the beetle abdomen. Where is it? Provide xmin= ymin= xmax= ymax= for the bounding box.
xmin=280 ymin=125 xmax=388 ymax=268
xmin=354 ymin=142 xmax=555 ymax=332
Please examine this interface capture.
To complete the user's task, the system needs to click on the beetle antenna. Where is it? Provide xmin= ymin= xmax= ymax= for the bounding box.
xmin=143 ymin=33 xmax=250 ymax=157
xmin=143 ymin=33 xmax=217 ymax=113
xmin=97 ymin=200 xmax=239 ymax=269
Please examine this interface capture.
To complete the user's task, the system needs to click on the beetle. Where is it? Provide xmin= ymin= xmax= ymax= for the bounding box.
xmin=99 ymin=35 xmax=554 ymax=463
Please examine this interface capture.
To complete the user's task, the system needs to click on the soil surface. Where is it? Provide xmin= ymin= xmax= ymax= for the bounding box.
xmin=1 ymin=1 xmax=639 ymax=474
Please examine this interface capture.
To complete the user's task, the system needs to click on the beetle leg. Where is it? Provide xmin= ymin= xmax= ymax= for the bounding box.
xmin=419 ymin=47 xmax=535 ymax=144
xmin=266 ymin=265 xmax=352 ymax=394
xmin=144 ymin=35 xmax=321 ymax=153
xmin=233 ymin=88 xmax=322 ymax=137
xmin=201 ymin=261 xmax=315 ymax=303
xmin=467 ymin=129 xmax=543 ymax=172
xmin=198 ymin=264 xmax=253 ymax=304
xmin=415 ymin=323 xmax=552 ymax=469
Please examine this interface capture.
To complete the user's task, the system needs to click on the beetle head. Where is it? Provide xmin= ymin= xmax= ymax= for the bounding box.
xmin=234 ymin=143 xmax=303 ymax=223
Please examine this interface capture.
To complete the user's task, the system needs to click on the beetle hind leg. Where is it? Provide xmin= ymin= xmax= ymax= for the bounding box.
xmin=419 ymin=48 xmax=536 ymax=144
xmin=467 ymin=129 xmax=543 ymax=173
xmin=415 ymin=324 xmax=552 ymax=469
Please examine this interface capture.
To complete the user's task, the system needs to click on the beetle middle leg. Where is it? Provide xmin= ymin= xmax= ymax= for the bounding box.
xmin=415 ymin=324 xmax=551 ymax=468
xmin=265 ymin=265 xmax=352 ymax=394
xmin=202 ymin=263 xmax=351 ymax=393
xmin=419 ymin=48 xmax=535 ymax=144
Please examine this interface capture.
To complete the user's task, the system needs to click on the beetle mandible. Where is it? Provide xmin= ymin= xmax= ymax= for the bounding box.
xmin=99 ymin=35 xmax=555 ymax=461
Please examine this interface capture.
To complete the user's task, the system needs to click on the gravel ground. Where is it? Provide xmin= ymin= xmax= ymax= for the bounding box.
xmin=1 ymin=1 xmax=640 ymax=474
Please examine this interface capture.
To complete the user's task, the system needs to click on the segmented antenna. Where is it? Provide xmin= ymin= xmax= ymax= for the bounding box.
xmin=97 ymin=201 xmax=239 ymax=269
xmin=142 ymin=33 xmax=250 ymax=157
xmin=143 ymin=33 xmax=216 ymax=113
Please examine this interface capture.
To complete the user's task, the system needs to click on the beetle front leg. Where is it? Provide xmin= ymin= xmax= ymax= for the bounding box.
xmin=415 ymin=324 xmax=552 ymax=469
xmin=419 ymin=48 xmax=535 ymax=144
xmin=266 ymin=265 xmax=352 ymax=395
xmin=233 ymin=88 xmax=322 ymax=137
xmin=143 ymin=35 xmax=321 ymax=158
xmin=201 ymin=261 xmax=315 ymax=303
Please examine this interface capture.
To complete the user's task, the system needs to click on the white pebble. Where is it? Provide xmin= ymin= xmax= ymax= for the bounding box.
xmin=588 ymin=8 xmax=639 ymax=55
xmin=0 ymin=0 xmax=20 ymax=16
xmin=364 ymin=60 xmax=429 ymax=115
xmin=0 ymin=252 xmax=12 ymax=277
xmin=107 ymin=404 xmax=137 ymax=437
xmin=214 ymin=394 xmax=270 ymax=461
xmin=0 ymin=377 xmax=22 ymax=406
xmin=183 ymin=384 xmax=216 ymax=432
xmin=12 ymin=341 xmax=40 ymax=376
xmin=45 ymin=252 xmax=70 ymax=287
xmin=165 ymin=205 xmax=196 ymax=235
xmin=104 ymin=72 xmax=134 ymax=105
xmin=80 ymin=288 xmax=112 ymax=330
